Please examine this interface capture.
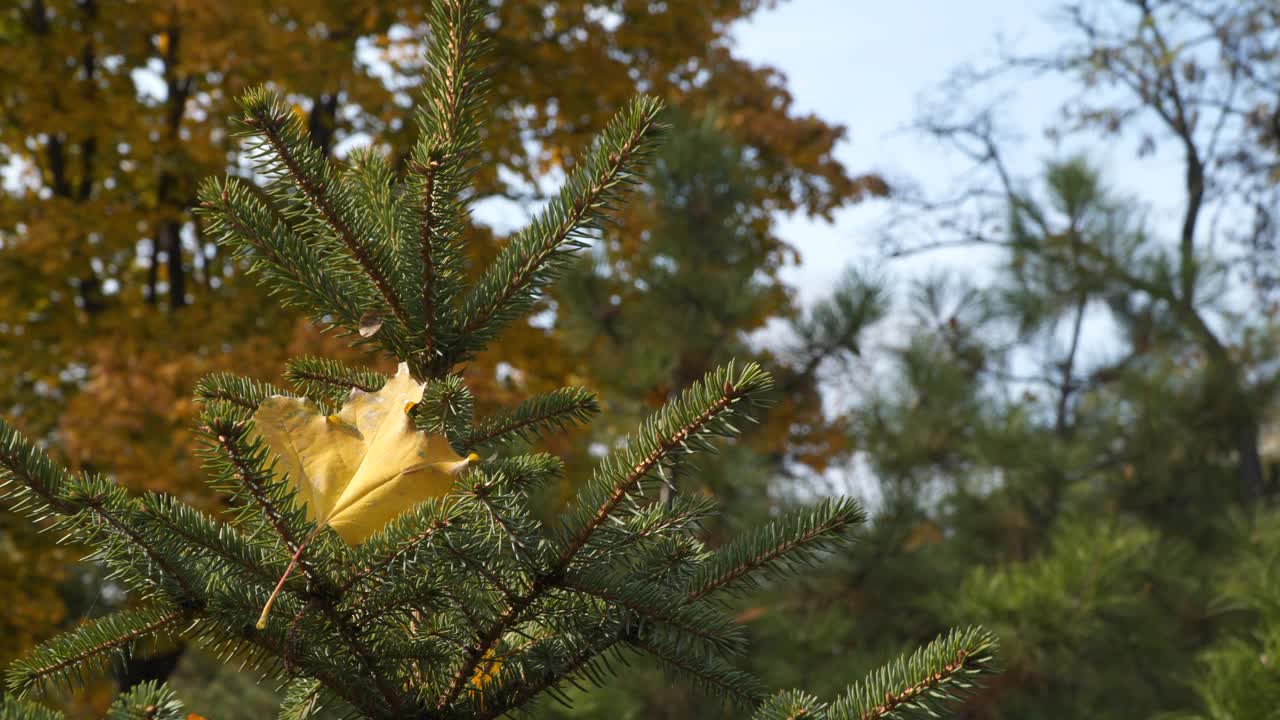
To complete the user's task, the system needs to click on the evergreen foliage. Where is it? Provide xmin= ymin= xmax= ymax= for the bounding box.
xmin=0 ymin=2 xmax=996 ymax=717
xmin=1173 ymin=512 xmax=1280 ymax=720
xmin=753 ymin=111 xmax=1280 ymax=715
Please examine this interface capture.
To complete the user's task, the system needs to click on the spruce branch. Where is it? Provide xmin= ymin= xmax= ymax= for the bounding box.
xmin=600 ymin=494 xmax=718 ymax=551
xmin=560 ymin=362 xmax=773 ymax=567
xmin=413 ymin=375 xmax=474 ymax=439
xmin=236 ymin=89 xmax=411 ymax=335
xmin=453 ymin=95 xmax=665 ymax=361
xmin=441 ymin=536 xmax=518 ymax=606
xmin=341 ymin=500 xmax=463 ymax=594
xmin=198 ymin=177 xmax=375 ymax=337
xmin=437 ymin=363 xmax=770 ymax=709
xmin=57 ymin=474 xmax=200 ymax=602
xmin=415 ymin=154 xmax=441 ymax=365
xmin=284 ymin=356 xmax=386 ymax=408
xmin=194 ymin=372 xmax=287 ymax=416
xmin=459 ymin=387 xmax=600 ymax=451
xmin=1 ymin=423 xmax=200 ymax=601
xmin=196 ymin=411 xmax=398 ymax=709
xmin=277 ymin=678 xmax=324 ymax=720
xmin=686 ymin=498 xmax=867 ymax=603
xmin=629 ymin=535 xmax=711 ymax=586
xmin=417 ymin=0 xmax=487 ymax=153
xmin=0 ymin=417 xmax=77 ymax=517
xmin=196 ymin=418 xmax=405 ymax=715
xmin=629 ymin=635 xmax=767 ymax=707
xmin=470 ymin=630 xmax=621 ymax=720
xmin=5 ymin=606 xmax=185 ymax=696
xmin=458 ymin=471 xmax=542 ymax=567
xmin=751 ymin=690 xmax=826 ymax=720
xmin=198 ymin=591 xmax=389 ymax=720
xmin=827 ymin=627 xmax=999 ymax=720
xmin=198 ymin=413 xmax=316 ymax=557
xmin=106 ymin=681 xmax=185 ymax=720
xmin=344 ymin=146 xmax=403 ymax=275
xmin=408 ymin=0 xmax=489 ymax=373
xmin=137 ymin=493 xmax=280 ymax=590
xmin=481 ymin=453 xmax=564 ymax=491
xmin=561 ymin=571 xmax=745 ymax=655
xmin=0 ymin=698 xmax=64 ymax=720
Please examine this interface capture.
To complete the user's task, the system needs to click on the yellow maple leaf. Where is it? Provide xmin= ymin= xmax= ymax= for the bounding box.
xmin=250 ymin=362 xmax=476 ymax=627
xmin=252 ymin=362 xmax=475 ymax=545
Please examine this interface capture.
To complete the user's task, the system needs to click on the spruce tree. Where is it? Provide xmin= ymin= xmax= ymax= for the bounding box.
xmin=0 ymin=2 xmax=996 ymax=718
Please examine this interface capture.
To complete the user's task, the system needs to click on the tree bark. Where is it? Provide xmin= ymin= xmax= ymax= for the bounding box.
xmin=309 ymin=93 xmax=340 ymax=156
xmin=166 ymin=220 xmax=185 ymax=309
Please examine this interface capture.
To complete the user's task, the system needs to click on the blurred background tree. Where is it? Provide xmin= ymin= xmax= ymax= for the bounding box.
xmin=700 ymin=2 xmax=1280 ymax=719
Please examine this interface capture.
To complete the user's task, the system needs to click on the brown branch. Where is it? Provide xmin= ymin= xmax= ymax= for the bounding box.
xmin=859 ymin=647 xmax=978 ymax=720
xmin=418 ymin=159 xmax=440 ymax=369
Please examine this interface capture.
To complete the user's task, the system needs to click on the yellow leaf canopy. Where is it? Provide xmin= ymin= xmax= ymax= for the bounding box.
xmin=251 ymin=363 xmax=474 ymax=545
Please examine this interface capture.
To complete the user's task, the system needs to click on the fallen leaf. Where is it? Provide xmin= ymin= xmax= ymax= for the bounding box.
xmin=252 ymin=362 xmax=475 ymax=545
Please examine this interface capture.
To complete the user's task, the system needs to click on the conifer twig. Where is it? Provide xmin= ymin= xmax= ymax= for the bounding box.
xmin=6 ymin=608 xmax=185 ymax=695
xmin=686 ymin=498 xmax=866 ymax=603
xmin=418 ymin=157 xmax=440 ymax=363
xmin=460 ymin=387 xmax=599 ymax=451
xmin=242 ymin=103 xmax=411 ymax=333
xmin=453 ymin=96 xmax=664 ymax=360
xmin=827 ymin=627 xmax=999 ymax=720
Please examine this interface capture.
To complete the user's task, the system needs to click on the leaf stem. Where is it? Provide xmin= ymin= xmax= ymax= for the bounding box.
xmin=258 ymin=526 xmax=322 ymax=630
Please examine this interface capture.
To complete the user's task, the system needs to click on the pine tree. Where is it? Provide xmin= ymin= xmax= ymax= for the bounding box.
xmin=776 ymin=154 xmax=1268 ymax=718
xmin=0 ymin=2 xmax=996 ymax=718
xmin=1178 ymin=510 xmax=1280 ymax=720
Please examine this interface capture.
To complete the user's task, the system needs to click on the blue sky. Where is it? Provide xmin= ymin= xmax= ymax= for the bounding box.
xmin=731 ymin=0 xmax=1187 ymax=305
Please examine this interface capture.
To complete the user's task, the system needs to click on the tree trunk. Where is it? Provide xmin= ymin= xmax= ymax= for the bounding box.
xmin=146 ymin=238 xmax=159 ymax=305
xmin=309 ymin=93 xmax=340 ymax=155
xmin=1234 ymin=415 xmax=1264 ymax=506
xmin=166 ymin=220 xmax=185 ymax=309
